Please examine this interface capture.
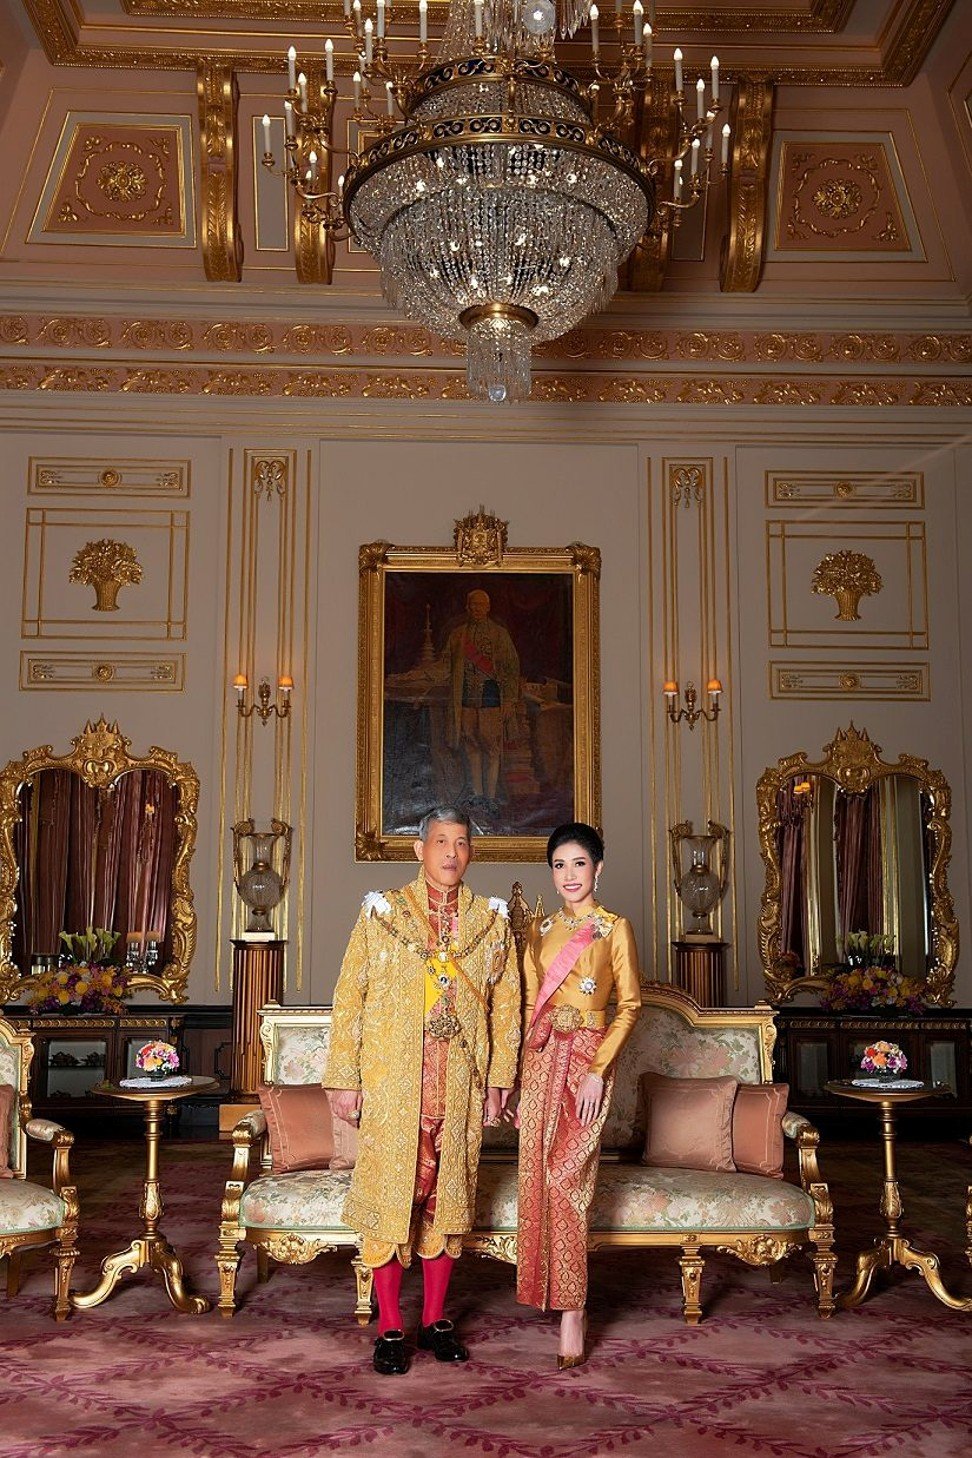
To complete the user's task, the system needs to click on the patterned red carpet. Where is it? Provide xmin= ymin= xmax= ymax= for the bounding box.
xmin=3 ymin=1136 xmax=972 ymax=1458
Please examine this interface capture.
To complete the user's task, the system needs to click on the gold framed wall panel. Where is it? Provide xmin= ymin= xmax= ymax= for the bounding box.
xmin=770 ymin=661 xmax=929 ymax=701
xmin=766 ymin=519 xmax=928 ymax=650
xmin=27 ymin=113 xmax=197 ymax=249
xmin=21 ymin=508 xmax=189 ymax=641
xmin=29 ymin=457 xmax=191 ymax=496
xmin=766 ymin=471 xmax=923 ymax=508
xmin=659 ymin=457 xmax=736 ymax=983
xmin=20 ymin=650 xmax=185 ymax=690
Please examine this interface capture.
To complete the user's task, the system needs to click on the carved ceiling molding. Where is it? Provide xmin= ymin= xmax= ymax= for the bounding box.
xmin=120 ymin=0 xmax=856 ymax=33
xmin=22 ymin=0 xmax=955 ymax=86
xmin=0 ymin=360 xmax=967 ymax=407
xmin=1 ymin=314 xmax=968 ymax=367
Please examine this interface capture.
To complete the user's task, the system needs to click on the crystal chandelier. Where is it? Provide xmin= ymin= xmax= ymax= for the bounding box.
xmin=266 ymin=1 xmax=729 ymax=402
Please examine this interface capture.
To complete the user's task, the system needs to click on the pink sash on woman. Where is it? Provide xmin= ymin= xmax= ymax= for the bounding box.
xmin=527 ymin=921 xmax=598 ymax=1034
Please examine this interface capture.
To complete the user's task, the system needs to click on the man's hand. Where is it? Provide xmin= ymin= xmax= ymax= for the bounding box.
xmin=327 ymin=1088 xmax=363 ymax=1125
xmin=483 ymin=1086 xmax=505 ymax=1127
xmin=575 ymin=1073 xmax=604 ymax=1129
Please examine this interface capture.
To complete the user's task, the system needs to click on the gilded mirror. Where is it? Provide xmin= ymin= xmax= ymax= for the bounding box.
xmin=0 ymin=719 xmax=198 ymax=1003
xmin=757 ymin=725 xmax=958 ymax=1006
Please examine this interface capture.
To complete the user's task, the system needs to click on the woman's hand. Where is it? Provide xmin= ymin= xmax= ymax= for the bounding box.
xmin=575 ymin=1073 xmax=604 ymax=1128
xmin=327 ymin=1088 xmax=363 ymax=1125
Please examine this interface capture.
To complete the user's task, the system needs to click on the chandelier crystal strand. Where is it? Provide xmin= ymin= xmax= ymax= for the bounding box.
xmin=269 ymin=1 xmax=729 ymax=403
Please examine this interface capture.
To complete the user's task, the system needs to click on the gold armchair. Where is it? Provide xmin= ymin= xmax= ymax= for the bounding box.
xmin=0 ymin=1017 xmax=79 ymax=1320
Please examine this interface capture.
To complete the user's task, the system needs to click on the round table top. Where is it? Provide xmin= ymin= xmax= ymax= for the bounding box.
xmin=92 ymin=1075 xmax=218 ymax=1105
xmin=825 ymin=1078 xmax=942 ymax=1106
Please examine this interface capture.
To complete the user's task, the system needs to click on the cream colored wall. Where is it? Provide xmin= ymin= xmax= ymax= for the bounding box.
xmin=0 ymin=401 xmax=969 ymax=1009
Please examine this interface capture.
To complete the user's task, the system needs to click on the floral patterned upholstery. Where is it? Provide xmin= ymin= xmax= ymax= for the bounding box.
xmin=240 ymin=1169 xmax=354 ymax=1232
xmin=602 ymin=1007 xmax=764 ymax=1149
xmin=0 ymin=1040 xmax=22 ymax=1170
xmin=472 ymin=1161 xmax=814 ymax=1235
xmin=270 ymin=1026 xmax=332 ymax=1086
xmin=0 ymin=1179 xmax=66 ymax=1234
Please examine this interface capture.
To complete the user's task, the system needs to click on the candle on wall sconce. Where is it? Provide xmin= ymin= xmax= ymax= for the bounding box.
xmin=235 ymin=673 xmax=293 ymax=725
xmin=665 ymin=677 xmax=722 ymax=730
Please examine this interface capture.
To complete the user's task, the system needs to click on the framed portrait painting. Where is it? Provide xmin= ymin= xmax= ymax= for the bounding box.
xmin=356 ymin=512 xmax=600 ymax=861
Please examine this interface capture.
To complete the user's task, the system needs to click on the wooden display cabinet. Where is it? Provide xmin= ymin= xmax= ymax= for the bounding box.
xmin=4 ymin=1010 xmax=185 ymax=1123
xmin=774 ymin=1009 xmax=971 ymax=1126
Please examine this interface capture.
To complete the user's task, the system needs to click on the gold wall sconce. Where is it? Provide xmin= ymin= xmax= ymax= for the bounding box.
xmin=233 ymin=673 xmax=293 ymax=725
xmin=664 ymin=678 xmax=722 ymax=730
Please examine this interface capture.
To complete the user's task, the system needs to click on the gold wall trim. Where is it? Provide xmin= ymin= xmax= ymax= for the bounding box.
xmin=198 ymin=63 xmax=243 ymax=282
xmin=2 ymin=315 xmax=968 ymax=368
xmin=1 ymin=361 xmax=969 ymax=407
xmin=769 ymin=661 xmax=929 ymax=701
xmin=20 ymin=651 xmax=184 ymax=690
xmin=721 ymin=78 xmax=774 ymax=293
xmin=766 ymin=471 xmax=923 ymax=507
xmin=29 ymin=457 xmax=191 ymax=496
xmin=22 ymin=508 xmax=189 ymax=641
xmin=767 ymin=519 xmax=928 ymax=649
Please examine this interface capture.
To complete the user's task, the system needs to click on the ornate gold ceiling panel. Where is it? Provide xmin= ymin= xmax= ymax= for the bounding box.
xmin=21 ymin=0 xmax=957 ymax=85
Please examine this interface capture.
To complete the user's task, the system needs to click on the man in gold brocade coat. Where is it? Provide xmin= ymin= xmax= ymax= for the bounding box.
xmin=325 ymin=807 xmax=520 ymax=1375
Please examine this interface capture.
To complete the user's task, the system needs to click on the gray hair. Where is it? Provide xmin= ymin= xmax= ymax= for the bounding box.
xmin=417 ymin=805 xmax=473 ymax=841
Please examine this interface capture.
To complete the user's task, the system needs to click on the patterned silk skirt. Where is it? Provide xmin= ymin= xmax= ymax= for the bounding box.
xmin=516 ymin=1019 xmax=613 ymax=1311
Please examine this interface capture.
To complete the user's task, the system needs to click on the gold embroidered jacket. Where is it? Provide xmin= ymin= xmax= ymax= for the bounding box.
xmin=523 ymin=908 xmax=642 ymax=1078
xmin=324 ymin=875 xmax=521 ymax=1249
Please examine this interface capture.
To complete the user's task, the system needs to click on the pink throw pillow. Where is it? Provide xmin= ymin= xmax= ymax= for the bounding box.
xmin=258 ymin=1084 xmax=335 ymax=1174
xmin=641 ymin=1072 xmax=738 ymax=1173
xmin=732 ymin=1083 xmax=788 ymax=1178
xmin=0 ymin=1083 xmax=16 ymax=1177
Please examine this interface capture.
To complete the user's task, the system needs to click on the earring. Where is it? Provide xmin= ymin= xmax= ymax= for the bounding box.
xmin=594 ymin=872 xmax=601 ymax=896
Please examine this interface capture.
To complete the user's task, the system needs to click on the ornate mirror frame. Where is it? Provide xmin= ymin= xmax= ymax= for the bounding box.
xmin=757 ymin=725 xmax=959 ymax=1007
xmin=0 ymin=718 xmax=199 ymax=1004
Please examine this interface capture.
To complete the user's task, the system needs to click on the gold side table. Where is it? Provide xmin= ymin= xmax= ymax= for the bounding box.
xmin=72 ymin=1076 xmax=217 ymax=1315
xmin=826 ymin=1079 xmax=972 ymax=1312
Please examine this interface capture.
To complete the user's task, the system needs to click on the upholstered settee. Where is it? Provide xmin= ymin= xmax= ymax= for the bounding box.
xmin=216 ymin=987 xmax=836 ymax=1325
xmin=0 ymin=1016 xmax=79 ymax=1321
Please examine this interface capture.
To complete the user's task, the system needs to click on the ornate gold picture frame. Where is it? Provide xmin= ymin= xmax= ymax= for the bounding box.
xmin=757 ymin=725 xmax=958 ymax=1006
xmin=356 ymin=511 xmax=601 ymax=862
xmin=0 ymin=718 xmax=198 ymax=1004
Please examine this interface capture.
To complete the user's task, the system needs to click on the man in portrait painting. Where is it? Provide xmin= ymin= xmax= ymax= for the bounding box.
xmin=444 ymin=589 xmax=521 ymax=815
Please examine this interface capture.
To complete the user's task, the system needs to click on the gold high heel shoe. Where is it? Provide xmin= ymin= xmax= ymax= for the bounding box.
xmin=556 ymin=1313 xmax=588 ymax=1371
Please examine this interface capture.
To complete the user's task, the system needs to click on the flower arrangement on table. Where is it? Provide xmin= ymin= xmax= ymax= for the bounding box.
xmin=820 ymin=931 xmax=925 ymax=1014
xmin=134 ymin=1040 xmax=181 ymax=1080
xmin=27 ymin=928 xmax=130 ymax=1014
xmin=859 ymin=1040 xmax=908 ymax=1078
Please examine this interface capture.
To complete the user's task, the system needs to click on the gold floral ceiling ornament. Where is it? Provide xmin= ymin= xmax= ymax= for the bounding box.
xmin=69 ymin=538 xmax=143 ymax=612
xmin=811 ymin=549 xmax=882 ymax=621
xmin=266 ymin=0 xmax=731 ymax=403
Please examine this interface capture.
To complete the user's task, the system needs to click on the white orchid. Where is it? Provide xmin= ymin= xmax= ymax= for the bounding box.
xmin=362 ymin=890 xmax=392 ymax=918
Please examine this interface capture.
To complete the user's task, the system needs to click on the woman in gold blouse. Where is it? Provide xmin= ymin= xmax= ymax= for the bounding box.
xmin=516 ymin=822 xmax=641 ymax=1368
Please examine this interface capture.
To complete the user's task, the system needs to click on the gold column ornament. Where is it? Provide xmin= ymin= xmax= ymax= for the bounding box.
xmin=69 ymin=538 xmax=142 ymax=612
xmin=197 ymin=61 xmax=243 ymax=283
xmin=720 ymin=76 xmax=773 ymax=293
xmin=624 ymin=76 xmax=677 ymax=294
xmin=812 ymin=550 xmax=883 ymax=621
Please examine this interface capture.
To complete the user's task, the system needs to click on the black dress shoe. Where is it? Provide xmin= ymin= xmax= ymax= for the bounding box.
xmin=373 ymin=1329 xmax=409 ymax=1375
xmin=417 ymin=1319 xmax=469 ymax=1362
